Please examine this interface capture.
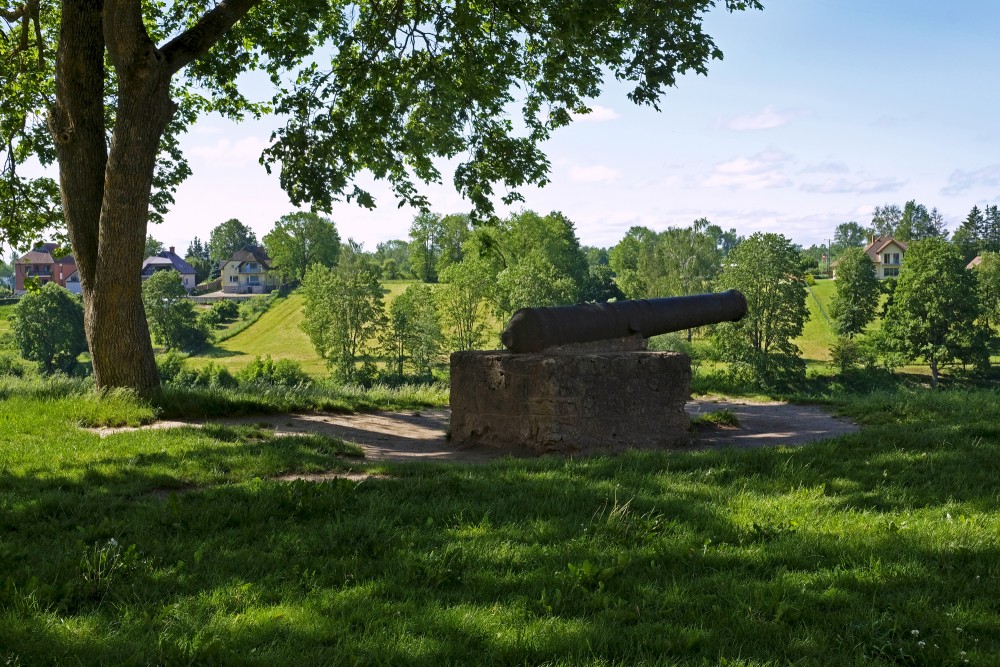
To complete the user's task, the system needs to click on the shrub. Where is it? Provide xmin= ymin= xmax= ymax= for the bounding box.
xmin=156 ymin=352 xmax=187 ymax=383
xmin=237 ymin=355 xmax=310 ymax=387
xmin=211 ymin=299 xmax=239 ymax=321
xmin=0 ymin=354 xmax=26 ymax=377
xmin=10 ymin=283 xmax=87 ymax=374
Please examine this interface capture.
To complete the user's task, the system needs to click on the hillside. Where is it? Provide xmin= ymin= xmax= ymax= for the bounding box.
xmin=794 ymin=279 xmax=836 ymax=362
xmin=188 ymin=280 xmax=418 ymax=376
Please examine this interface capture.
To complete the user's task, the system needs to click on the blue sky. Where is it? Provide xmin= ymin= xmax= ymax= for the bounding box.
xmin=158 ymin=0 xmax=1000 ymax=253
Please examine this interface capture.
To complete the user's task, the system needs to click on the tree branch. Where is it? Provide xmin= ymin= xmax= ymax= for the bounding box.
xmin=0 ymin=2 xmax=27 ymax=22
xmin=161 ymin=0 xmax=263 ymax=76
xmin=102 ymin=0 xmax=154 ymax=70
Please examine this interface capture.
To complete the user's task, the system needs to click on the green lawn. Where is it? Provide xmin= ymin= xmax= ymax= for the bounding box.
xmin=2 ymin=378 xmax=1000 ymax=664
xmin=795 ymin=279 xmax=837 ymax=362
xmin=189 ymin=281 xmax=421 ymax=376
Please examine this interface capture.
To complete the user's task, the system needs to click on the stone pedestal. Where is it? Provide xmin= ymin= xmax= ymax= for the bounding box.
xmin=450 ymin=350 xmax=692 ymax=454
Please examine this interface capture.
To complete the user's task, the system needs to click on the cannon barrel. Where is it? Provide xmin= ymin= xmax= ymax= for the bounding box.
xmin=500 ymin=290 xmax=747 ymax=353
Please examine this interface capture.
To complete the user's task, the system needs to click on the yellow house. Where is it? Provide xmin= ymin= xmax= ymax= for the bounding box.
xmin=221 ymin=246 xmax=281 ymax=294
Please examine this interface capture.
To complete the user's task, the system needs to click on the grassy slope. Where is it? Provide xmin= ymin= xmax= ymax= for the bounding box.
xmin=0 ymin=304 xmax=12 ymax=336
xmin=2 ymin=381 xmax=1000 ymax=664
xmin=795 ymin=279 xmax=837 ymax=362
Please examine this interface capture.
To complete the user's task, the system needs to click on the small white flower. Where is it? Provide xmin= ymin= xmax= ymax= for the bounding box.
xmin=918 ymin=641 xmax=926 ymax=648
xmin=911 ymin=630 xmax=920 ymax=637
xmin=108 ymin=538 xmax=118 ymax=547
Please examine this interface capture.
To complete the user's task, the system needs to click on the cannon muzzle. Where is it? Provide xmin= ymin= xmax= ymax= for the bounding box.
xmin=500 ymin=290 xmax=747 ymax=353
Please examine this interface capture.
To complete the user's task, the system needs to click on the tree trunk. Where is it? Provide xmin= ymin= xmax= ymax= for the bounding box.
xmin=53 ymin=2 xmax=175 ymax=399
xmin=929 ymin=358 xmax=939 ymax=389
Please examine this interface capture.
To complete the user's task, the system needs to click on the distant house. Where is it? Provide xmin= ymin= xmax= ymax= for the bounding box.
xmin=863 ymin=236 xmax=907 ymax=279
xmin=221 ymin=245 xmax=280 ymax=294
xmin=141 ymin=247 xmax=197 ymax=291
xmin=14 ymin=243 xmax=78 ymax=293
xmin=967 ymin=256 xmax=982 ymax=269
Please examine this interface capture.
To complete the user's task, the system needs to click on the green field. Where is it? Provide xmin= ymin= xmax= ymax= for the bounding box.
xmin=795 ymin=279 xmax=837 ymax=362
xmin=3 ymin=377 xmax=1000 ymax=663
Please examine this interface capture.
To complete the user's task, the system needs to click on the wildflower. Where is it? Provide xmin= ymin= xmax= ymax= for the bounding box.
xmin=911 ymin=630 xmax=920 ymax=637
xmin=918 ymin=641 xmax=926 ymax=649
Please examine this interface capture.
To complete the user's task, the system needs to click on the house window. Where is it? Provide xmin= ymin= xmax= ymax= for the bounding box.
xmin=892 ymin=252 xmax=900 ymax=265
xmin=884 ymin=267 xmax=900 ymax=278
xmin=248 ymin=275 xmax=260 ymax=285
xmin=229 ymin=275 xmax=238 ymax=283
xmin=883 ymin=253 xmax=890 ymax=265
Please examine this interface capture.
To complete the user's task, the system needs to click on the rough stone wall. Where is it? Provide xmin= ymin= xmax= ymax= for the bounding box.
xmin=450 ymin=351 xmax=692 ymax=454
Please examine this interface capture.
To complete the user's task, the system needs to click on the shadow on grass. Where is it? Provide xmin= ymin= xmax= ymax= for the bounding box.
xmin=3 ymin=411 xmax=1000 ymax=663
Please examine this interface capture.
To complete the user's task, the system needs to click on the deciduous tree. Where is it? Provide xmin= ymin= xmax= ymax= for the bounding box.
xmin=830 ymin=247 xmax=879 ymax=337
xmin=380 ymin=282 xmax=442 ymax=378
xmin=0 ymin=0 xmax=762 ymax=396
xmin=300 ymin=242 xmax=385 ymax=382
xmin=141 ymin=270 xmax=208 ymax=352
xmin=262 ymin=211 xmax=341 ymax=283
xmin=208 ymin=219 xmax=258 ymax=266
xmin=880 ymin=238 xmax=989 ymax=387
xmin=713 ymin=233 xmax=808 ymax=388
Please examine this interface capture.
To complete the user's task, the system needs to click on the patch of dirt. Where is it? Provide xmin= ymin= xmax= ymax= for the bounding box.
xmin=96 ymin=399 xmax=859 ymax=464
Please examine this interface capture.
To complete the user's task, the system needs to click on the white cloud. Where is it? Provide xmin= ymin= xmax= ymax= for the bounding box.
xmin=188 ymin=136 xmax=270 ymax=166
xmin=800 ymin=161 xmax=850 ymax=174
xmin=800 ymin=176 xmax=905 ymax=195
xmin=703 ymin=148 xmax=793 ymax=190
xmin=569 ymin=164 xmax=621 ymax=184
xmin=570 ymin=105 xmax=621 ymax=123
xmin=941 ymin=164 xmax=1000 ymax=196
xmin=719 ymin=106 xmax=801 ymax=131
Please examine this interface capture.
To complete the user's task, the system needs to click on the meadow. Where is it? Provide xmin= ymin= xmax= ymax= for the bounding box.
xmin=2 ymin=376 xmax=999 ymax=664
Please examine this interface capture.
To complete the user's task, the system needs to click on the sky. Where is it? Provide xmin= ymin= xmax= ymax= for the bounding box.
xmin=154 ymin=0 xmax=1000 ymax=253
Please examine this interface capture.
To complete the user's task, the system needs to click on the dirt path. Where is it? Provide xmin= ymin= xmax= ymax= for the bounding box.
xmin=99 ymin=399 xmax=858 ymax=462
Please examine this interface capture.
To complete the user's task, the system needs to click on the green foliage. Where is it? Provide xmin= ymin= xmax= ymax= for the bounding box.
xmin=374 ymin=239 xmax=412 ymax=279
xmin=211 ymin=300 xmax=239 ymax=321
xmin=141 ymin=271 xmax=209 ymax=352
xmin=881 ymin=238 xmax=991 ymax=387
xmin=236 ymin=355 xmax=310 ymax=387
xmin=185 ymin=256 xmax=214 ymax=284
xmin=208 ymin=219 xmax=257 ymax=265
xmin=262 ymin=211 xmax=341 ymax=283
xmin=832 ymin=221 xmax=871 ymax=256
xmin=713 ymin=233 xmax=808 ymax=389
xmin=300 ymin=244 xmax=386 ymax=382
xmin=380 ymin=283 xmax=443 ymax=379
xmin=0 ymin=353 xmax=26 ymax=377
xmin=608 ymin=219 xmax=728 ymax=301
xmin=830 ymin=247 xmax=879 ymax=337
xmin=973 ymin=251 xmax=1000 ymax=327
xmin=10 ymin=283 xmax=87 ymax=374
xmin=144 ymin=234 xmax=164 ymax=258
xmin=690 ymin=409 xmax=739 ymax=428
xmin=470 ymin=210 xmax=589 ymax=317
xmin=436 ymin=260 xmax=494 ymax=352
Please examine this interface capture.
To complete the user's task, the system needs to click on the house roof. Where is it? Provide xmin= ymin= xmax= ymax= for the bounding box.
xmin=226 ymin=245 xmax=273 ymax=269
xmin=863 ymin=236 xmax=907 ymax=263
xmin=142 ymin=249 xmax=195 ymax=274
xmin=16 ymin=243 xmax=75 ymax=266
xmin=967 ymin=256 xmax=983 ymax=269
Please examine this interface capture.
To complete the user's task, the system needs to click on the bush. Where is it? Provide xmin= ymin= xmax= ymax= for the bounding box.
xmin=156 ymin=352 xmax=187 ymax=383
xmin=238 ymin=295 xmax=274 ymax=320
xmin=10 ymin=283 xmax=87 ymax=374
xmin=237 ymin=355 xmax=310 ymax=387
xmin=804 ymin=273 xmax=816 ymax=286
xmin=0 ymin=354 xmax=26 ymax=377
xmin=211 ymin=299 xmax=239 ymax=321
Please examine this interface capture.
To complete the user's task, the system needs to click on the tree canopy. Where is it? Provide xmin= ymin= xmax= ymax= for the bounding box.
xmin=0 ymin=0 xmax=762 ymax=396
xmin=830 ymin=247 xmax=879 ymax=338
xmin=262 ymin=211 xmax=341 ymax=283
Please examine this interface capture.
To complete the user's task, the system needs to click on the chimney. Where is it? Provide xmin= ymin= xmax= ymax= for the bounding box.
xmin=169 ymin=246 xmax=175 ymax=255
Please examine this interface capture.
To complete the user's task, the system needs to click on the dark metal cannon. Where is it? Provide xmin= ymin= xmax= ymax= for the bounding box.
xmin=500 ymin=290 xmax=747 ymax=353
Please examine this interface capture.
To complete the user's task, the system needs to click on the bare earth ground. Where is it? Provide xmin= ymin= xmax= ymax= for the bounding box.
xmin=98 ymin=399 xmax=859 ymax=467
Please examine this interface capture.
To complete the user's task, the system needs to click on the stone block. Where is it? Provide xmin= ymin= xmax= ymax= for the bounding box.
xmin=450 ymin=350 xmax=692 ymax=454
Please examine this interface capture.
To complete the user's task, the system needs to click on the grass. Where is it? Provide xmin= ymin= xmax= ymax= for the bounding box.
xmin=796 ymin=280 xmax=837 ymax=362
xmin=3 ymin=377 xmax=1000 ymax=664
xmin=690 ymin=408 xmax=740 ymax=428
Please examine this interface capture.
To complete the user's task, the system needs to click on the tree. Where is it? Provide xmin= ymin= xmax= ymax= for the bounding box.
xmin=829 ymin=247 xmax=879 ymax=337
xmin=437 ymin=259 xmax=493 ymax=352
xmin=186 ymin=237 xmax=209 ymax=262
xmin=952 ymin=205 xmax=987 ymax=263
xmin=832 ymin=221 xmax=871 ymax=255
xmin=608 ymin=226 xmax=659 ymax=299
xmin=0 ymin=0 xmax=762 ymax=397
xmin=262 ymin=211 xmax=340 ymax=283
xmin=881 ymin=238 xmax=990 ymax=388
xmin=208 ymin=219 xmax=258 ymax=266
xmin=144 ymin=234 xmax=164 ymax=258
xmin=713 ymin=233 xmax=808 ymax=388
xmin=374 ymin=239 xmax=412 ymax=279
xmin=380 ymin=283 xmax=442 ymax=378
xmin=871 ymin=204 xmax=903 ymax=238
xmin=300 ymin=242 xmax=385 ymax=382
xmin=10 ymin=282 xmax=87 ymax=373
xmin=141 ymin=270 xmax=208 ymax=352
xmin=407 ymin=211 xmax=471 ymax=283
xmin=972 ymin=251 xmax=1000 ymax=329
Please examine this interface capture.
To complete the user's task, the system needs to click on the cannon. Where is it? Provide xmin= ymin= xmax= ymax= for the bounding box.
xmin=500 ymin=290 xmax=747 ymax=353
